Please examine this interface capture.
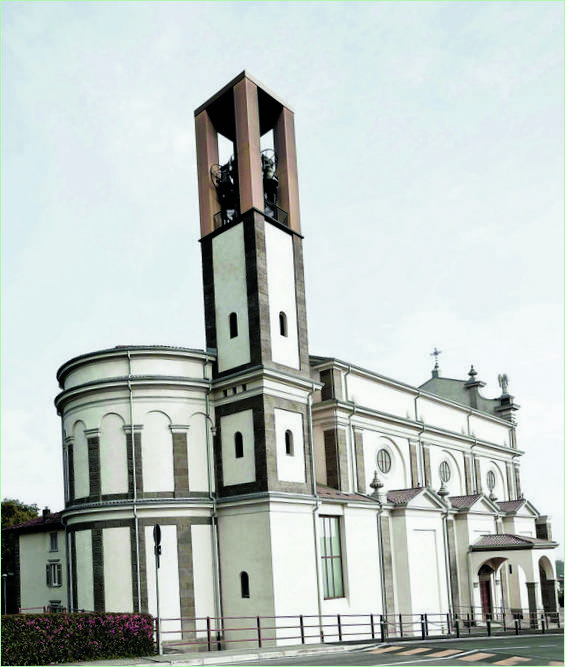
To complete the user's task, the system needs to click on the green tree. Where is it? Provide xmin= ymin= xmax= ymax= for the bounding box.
xmin=1 ymin=498 xmax=38 ymax=529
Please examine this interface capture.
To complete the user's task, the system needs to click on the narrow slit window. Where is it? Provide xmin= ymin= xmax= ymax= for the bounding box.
xmin=279 ymin=311 xmax=288 ymax=337
xmin=285 ymin=430 xmax=294 ymax=456
xmin=234 ymin=432 xmax=244 ymax=458
xmin=229 ymin=312 xmax=238 ymax=338
xmin=240 ymin=571 xmax=250 ymax=598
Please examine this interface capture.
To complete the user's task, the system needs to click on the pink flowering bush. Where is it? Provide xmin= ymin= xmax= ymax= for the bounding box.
xmin=1 ymin=612 xmax=155 ymax=665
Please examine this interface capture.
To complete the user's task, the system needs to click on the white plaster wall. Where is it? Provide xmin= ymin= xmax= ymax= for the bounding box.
xmin=191 ymin=524 xmax=216 ymax=628
xmin=274 ymin=409 xmax=305 ymax=483
xmin=362 ymin=432 xmax=408 ymax=491
xmin=348 ymin=375 xmax=414 ymax=419
xmin=406 ymin=518 xmax=447 ymax=614
xmin=270 ymin=506 xmax=318 ymax=642
xmin=73 ymin=421 xmax=89 ymax=499
xmin=469 ymin=515 xmax=497 ymax=542
xmin=103 ymin=527 xmax=133 ymax=612
xmin=218 ymin=507 xmax=275 ymax=645
xmin=221 ymin=410 xmax=255 ymax=486
xmin=19 ymin=532 xmax=67 ymax=611
xmin=418 ymin=398 xmax=467 ymax=434
xmin=481 ymin=460 xmax=506 ymax=501
xmin=469 ymin=417 xmax=510 ymax=447
xmin=213 ymin=225 xmax=250 ymax=372
xmin=131 ymin=356 xmax=207 ymax=379
xmin=76 ymin=529 xmax=94 ymax=611
xmin=428 ymin=447 xmax=464 ymax=495
xmin=63 ymin=358 xmax=129 ymax=390
xmin=320 ymin=507 xmax=382 ymax=615
xmin=265 ymin=224 xmax=300 ymax=369
xmin=142 ymin=411 xmax=174 ymax=492
xmin=514 ymin=516 xmax=536 ymax=537
xmin=100 ymin=413 xmax=128 ymax=495
xmin=145 ymin=524 xmax=181 ymax=638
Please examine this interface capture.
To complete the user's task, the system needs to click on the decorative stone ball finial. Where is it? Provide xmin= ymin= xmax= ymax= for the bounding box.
xmin=437 ymin=482 xmax=449 ymax=498
xmin=370 ymin=470 xmax=384 ymax=493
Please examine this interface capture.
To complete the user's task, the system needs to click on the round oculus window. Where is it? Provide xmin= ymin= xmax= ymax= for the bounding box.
xmin=486 ymin=470 xmax=496 ymax=491
xmin=439 ymin=460 xmax=451 ymax=483
xmin=376 ymin=448 xmax=392 ymax=474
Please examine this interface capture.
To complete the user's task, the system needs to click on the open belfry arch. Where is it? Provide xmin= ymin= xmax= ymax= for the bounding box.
xmin=7 ymin=72 xmax=558 ymax=643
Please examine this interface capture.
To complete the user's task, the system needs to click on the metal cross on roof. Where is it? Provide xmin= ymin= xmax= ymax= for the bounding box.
xmin=430 ymin=347 xmax=442 ymax=369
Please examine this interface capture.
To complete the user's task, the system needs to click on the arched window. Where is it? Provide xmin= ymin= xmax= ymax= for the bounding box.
xmin=439 ymin=461 xmax=451 ymax=483
xmin=376 ymin=448 xmax=391 ymax=474
xmin=285 ymin=429 xmax=294 ymax=456
xmin=279 ymin=311 xmax=288 ymax=337
xmin=229 ymin=312 xmax=238 ymax=339
xmin=240 ymin=571 xmax=250 ymax=598
xmin=234 ymin=432 xmax=244 ymax=459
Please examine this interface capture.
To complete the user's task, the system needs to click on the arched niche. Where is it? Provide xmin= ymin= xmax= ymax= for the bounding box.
xmin=99 ymin=412 xmax=128 ymax=495
xmin=142 ymin=410 xmax=174 ymax=493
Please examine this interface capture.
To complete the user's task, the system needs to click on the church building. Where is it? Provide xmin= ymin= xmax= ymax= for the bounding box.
xmin=8 ymin=72 xmax=559 ymax=643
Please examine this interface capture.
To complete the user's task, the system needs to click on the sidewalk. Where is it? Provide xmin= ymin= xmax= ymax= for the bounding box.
xmin=67 ymin=641 xmax=363 ymax=666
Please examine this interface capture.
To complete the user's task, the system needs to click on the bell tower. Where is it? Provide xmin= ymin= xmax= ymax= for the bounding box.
xmin=195 ymin=72 xmax=316 ymax=498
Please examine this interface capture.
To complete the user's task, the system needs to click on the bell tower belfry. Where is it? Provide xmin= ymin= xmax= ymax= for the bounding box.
xmin=195 ymin=72 xmax=316 ymax=498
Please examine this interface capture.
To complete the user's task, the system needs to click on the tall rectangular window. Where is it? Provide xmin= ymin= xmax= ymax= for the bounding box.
xmin=46 ymin=562 xmax=62 ymax=587
xmin=49 ymin=532 xmax=58 ymax=552
xmin=320 ymin=516 xmax=344 ymax=599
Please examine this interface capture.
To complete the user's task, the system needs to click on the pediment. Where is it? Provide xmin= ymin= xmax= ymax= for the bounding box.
xmin=401 ymin=488 xmax=447 ymax=511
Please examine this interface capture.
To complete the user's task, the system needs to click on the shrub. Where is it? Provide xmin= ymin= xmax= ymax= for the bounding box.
xmin=1 ymin=612 xmax=155 ymax=666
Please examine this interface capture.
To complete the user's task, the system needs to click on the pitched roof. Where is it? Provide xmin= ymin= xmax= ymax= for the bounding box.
xmin=2 ymin=512 xmax=63 ymax=534
xmin=316 ymin=485 xmax=373 ymax=503
xmin=386 ymin=488 xmax=426 ymax=505
xmin=449 ymin=494 xmax=482 ymax=509
xmin=497 ymin=499 xmax=527 ymax=512
xmin=471 ymin=533 xmax=554 ymax=550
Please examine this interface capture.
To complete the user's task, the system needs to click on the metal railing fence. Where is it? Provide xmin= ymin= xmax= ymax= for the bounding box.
xmin=157 ymin=606 xmax=562 ymax=653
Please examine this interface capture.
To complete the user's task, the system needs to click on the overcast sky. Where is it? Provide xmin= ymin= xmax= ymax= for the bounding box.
xmin=2 ymin=1 xmax=563 ymax=553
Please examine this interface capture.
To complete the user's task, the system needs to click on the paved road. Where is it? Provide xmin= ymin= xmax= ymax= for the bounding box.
xmin=234 ymin=634 xmax=564 ymax=666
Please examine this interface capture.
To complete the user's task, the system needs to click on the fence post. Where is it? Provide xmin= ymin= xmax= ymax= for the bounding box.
xmin=206 ymin=616 xmax=212 ymax=651
xmin=541 ymin=615 xmax=546 ymax=634
xmin=337 ymin=614 xmax=342 ymax=641
xmin=399 ymin=613 xmax=403 ymax=638
xmin=155 ymin=617 xmax=160 ymax=655
xmin=467 ymin=613 xmax=471 ymax=635
xmin=455 ymin=617 xmax=460 ymax=639
xmin=502 ymin=612 xmax=506 ymax=632
xmin=320 ymin=615 xmax=324 ymax=643
xmin=379 ymin=615 xmax=385 ymax=642
xmin=515 ymin=618 xmax=520 ymax=635
xmin=446 ymin=613 xmax=451 ymax=635
xmin=300 ymin=615 xmax=305 ymax=644
xmin=420 ymin=614 xmax=426 ymax=640
xmin=487 ymin=619 xmax=492 ymax=636
xmin=257 ymin=616 xmax=262 ymax=648
xmin=370 ymin=613 xmax=375 ymax=639
xmin=425 ymin=613 xmax=429 ymax=637
xmin=557 ymin=612 xmax=561 ymax=629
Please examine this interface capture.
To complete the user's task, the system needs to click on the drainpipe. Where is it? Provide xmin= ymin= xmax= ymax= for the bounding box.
xmin=203 ymin=355 xmax=223 ymax=630
xmin=60 ymin=418 xmax=73 ymax=612
xmin=348 ymin=402 xmax=358 ymax=493
xmin=376 ymin=503 xmax=388 ymax=616
xmin=467 ymin=550 xmax=474 ymax=616
xmin=127 ymin=350 xmax=142 ymax=613
xmin=307 ymin=389 xmax=324 ymax=637
xmin=442 ymin=509 xmax=454 ymax=617
xmin=343 ymin=366 xmax=356 ymax=493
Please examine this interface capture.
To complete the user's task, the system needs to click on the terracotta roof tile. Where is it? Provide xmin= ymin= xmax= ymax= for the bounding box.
xmin=316 ymin=485 xmax=374 ymax=503
xmin=449 ymin=494 xmax=482 ymax=509
xmin=472 ymin=533 xmax=551 ymax=549
xmin=497 ymin=499 xmax=527 ymax=512
xmin=386 ymin=488 xmax=425 ymax=505
xmin=2 ymin=512 xmax=63 ymax=533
